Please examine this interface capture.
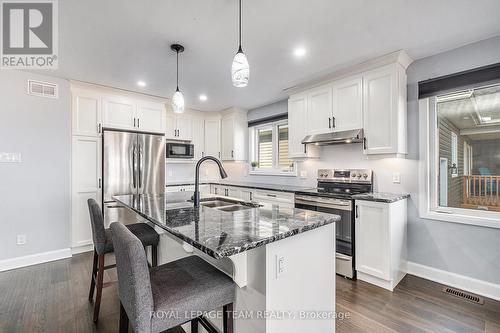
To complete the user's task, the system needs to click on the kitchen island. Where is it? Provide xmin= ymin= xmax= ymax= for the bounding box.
xmin=114 ymin=193 xmax=339 ymax=333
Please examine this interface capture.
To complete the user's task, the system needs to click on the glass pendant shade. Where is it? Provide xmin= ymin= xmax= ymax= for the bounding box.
xmin=231 ymin=50 xmax=249 ymax=88
xmin=172 ymin=89 xmax=185 ymax=114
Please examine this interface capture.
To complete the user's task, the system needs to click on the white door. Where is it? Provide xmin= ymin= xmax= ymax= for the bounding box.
xmin=72 ymin=136 xmax=101 ymax=248
xmin=221 ymin=116 xmax=234 ymax=160
xmin=72 ymin=91 xmax=101 ymax=137
xmin=191 ymin=116 xmax=205 ymax=159
xmin=362 ymin=66 xmax=397 ymax=154
xmin=165 ymin=112 xmax=177 ymax=139
xmin=204 ymin=118 xmax=221 ymax=158
xmin=332 ymin=76 xmax=363 ymax=132
xmin=307 ymin=85 xmax=333 ymax=135
xmin=176 ymin=114 xmax=193 ymax=141
xmin=439 ymin=158 xmax=448 ymax=207
xmin=136 ymin=102 xmax=166 ymax=133
xmin=288 ymin=95 xmax=308 ymax=158
xmin=102 ymin=96 xmax=136 ymax=130
xmin=355 ymin=201 xmax=390 ymax=280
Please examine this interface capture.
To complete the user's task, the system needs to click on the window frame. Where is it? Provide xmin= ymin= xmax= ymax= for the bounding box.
xmin=418 ymin=97 xmax=500 ymax=229
xmin=248 ymin=119 xmax=297 ymax=176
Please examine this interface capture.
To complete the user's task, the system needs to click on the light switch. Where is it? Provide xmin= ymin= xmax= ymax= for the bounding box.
xmin=0 ymin=152 xmax=22 ymax=163
xmin=393 ymin=172 xmax=401 ymax=184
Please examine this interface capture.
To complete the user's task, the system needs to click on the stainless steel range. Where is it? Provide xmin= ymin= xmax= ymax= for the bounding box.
xmin=294 ymin=169 xmax=373 ymax=279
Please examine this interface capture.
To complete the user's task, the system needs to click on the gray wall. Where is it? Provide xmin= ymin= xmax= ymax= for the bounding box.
xmin=0 ymin=71 xmax=71 ymax=260
xmin=247 ymin=99 xmax=287 ymax=122
xmin=407 ymin=36 xmax=500 ymax=284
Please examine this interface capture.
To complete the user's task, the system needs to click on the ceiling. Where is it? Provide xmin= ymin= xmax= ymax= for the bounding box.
xmin=438 ymin=84 xmax=500 ymax=140
xmin=45 ymin=0 xmax=500 ymax=111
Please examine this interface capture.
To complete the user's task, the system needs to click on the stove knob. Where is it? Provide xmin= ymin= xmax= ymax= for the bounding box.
xmin=363 ymin=173 xmax=368 ymax=179
xmin=357 ymin=174 xmax=362 ymax=178
xmin=351 ymin=174 xmax=356 ymax=178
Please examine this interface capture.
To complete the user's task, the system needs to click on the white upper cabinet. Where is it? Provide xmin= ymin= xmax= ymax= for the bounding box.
xmin=191 ymin=115 xmax=205 ymax=159
xmin=165 ymin=112 xmax=193 ymax=141
xmin=72 ymin=89 xmax=101 ymax=137
xmin=221 ymin=110 xmax=247 ymax=161
xmin=288 ymin=94 xmax=308 ymax=158
xmin=102 ymin=96 xmax=136 ymax=130
xmin=136 ymin=102 xmax=166 ymax=133
xmin=204 ymin=117 xmax=221 ymax=158
xmin=332 ymin=76 xmax=363 ymax=132
xmin=307 ymin=85 xmax=333 ymax=135
xmin=362 ymin=64 xmax=407 ymax=155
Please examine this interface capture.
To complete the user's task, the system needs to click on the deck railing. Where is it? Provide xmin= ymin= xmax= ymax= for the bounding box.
xmin=463 ymin=175 xmax=500 ymax=208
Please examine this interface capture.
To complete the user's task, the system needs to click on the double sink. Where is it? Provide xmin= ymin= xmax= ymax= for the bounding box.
xmin=200 ymin=197 xmax=262 ymax=212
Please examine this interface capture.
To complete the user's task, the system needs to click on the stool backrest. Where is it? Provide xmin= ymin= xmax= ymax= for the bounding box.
xmin=87 ymin=199 xmax=107 ymax=255
xmin=110 ymin=222 xmax=154 ymax=332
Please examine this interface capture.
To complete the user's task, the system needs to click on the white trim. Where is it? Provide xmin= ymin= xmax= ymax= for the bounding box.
xmin=418 ymin=98 xmax=500 ymax=229
xmin=0 ymin=248 xmax=71 ymax=272
xmin=71 ymin=243 xmax=94 ymax=255
xmin=408 ymin=261 xmax=500 ymax=302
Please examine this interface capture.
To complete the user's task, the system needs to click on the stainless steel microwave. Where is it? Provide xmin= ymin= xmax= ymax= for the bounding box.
xmin=166 ymin=142 xmax=194 ymax=158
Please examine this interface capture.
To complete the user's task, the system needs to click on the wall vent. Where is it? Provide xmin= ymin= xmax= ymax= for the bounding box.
xmin=442 ymin=287 xmax=484 ymax=305
xmin=27 ymin=80 xmax=58 ymax=98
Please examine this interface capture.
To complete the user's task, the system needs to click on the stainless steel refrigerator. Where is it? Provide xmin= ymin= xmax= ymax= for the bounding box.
xmin=102 ymin=129 xmax=165 ymax=227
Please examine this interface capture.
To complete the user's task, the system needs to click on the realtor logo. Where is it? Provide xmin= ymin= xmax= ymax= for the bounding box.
xmin=1 ymin=0 xmax=58 ymax=68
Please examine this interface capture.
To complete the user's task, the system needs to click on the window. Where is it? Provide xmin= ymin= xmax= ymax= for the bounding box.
xmin=419 ymin=83 xmax=500 ymax=228
xmin=249 ymin=119 xmax=296 ymax=175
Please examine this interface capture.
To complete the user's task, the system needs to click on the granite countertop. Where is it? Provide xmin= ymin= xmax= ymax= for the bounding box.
xmin=165 ymin=180 xmax=315 ymax=193
xmin=113 ymin=193 xmax=339 ymax=259
xmin=352 ymin=192 xmax=410 ymax=203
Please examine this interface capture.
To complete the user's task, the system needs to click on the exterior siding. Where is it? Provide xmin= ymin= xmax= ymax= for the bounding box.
xmin=438 ymin=117 xmax=468 ymax=208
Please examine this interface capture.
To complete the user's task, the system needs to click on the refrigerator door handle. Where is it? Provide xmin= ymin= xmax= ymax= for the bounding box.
xmin=132 ymin=145 xmax=137 ymax=188
xmin=138 ymin=145 xmax=143 ymax=189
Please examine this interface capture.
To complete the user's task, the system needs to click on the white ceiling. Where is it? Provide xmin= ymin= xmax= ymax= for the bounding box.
xmin=47 ymin=0 xmax=500 ymax=111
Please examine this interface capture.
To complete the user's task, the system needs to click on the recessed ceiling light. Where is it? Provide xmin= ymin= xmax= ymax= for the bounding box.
xmin=137 ymin=80 xmax=146 ymax=87
xmin=294 ymin=47 xmax=307 ymax=57
xmin=199 ymin=94 xmax=208 ymax=102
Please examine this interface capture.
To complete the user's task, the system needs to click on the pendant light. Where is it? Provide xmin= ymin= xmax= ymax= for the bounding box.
xmin=171 ymin=44 xmax=185 ymax=113
xmin=231 ymin=0 xmax=249 ymax=87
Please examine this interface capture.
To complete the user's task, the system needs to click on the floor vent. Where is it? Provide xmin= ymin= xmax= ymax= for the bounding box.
xmin=442 ymin=287 xmax=484 ymax=305
xmin=27 ymin=80 xmax=58 ymax=98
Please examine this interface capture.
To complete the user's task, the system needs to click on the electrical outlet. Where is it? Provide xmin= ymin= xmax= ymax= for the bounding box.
xmin=17 ymin=234 xmax=27 ymax=245
xmin=0 ymin=152 xmax=22 ymax=163
xmin=167 ymin=169 xmax=173 ymax=177
xmin=393 ymin=172 xmax=401 ymax=184
xmin=276 ymin=255 xmax=285 ymax=278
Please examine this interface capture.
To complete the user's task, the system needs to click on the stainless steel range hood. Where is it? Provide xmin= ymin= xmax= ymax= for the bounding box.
xmin=301 ymin=129 xmax=364 ymax=146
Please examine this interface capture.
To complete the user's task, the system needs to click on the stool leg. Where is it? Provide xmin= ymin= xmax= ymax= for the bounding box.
xmin=223 ymin=303 xmax=234 ymax=333
xmin=93 ymin=254 xmax=105 ymax=323
xmin=119 ymin=302 xmax=129 ymax=333
xmin=191 ymin=318 xmax=199 ymax=333
xmin=88 ymin=249 xmax=98 ymax=301
xmin=152 ymin=245 xmax=158 ymax=267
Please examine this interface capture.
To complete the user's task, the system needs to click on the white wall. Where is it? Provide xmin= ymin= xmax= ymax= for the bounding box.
xmin=0 ymin=71 xmax=71 ymax=261
xmin=221 ymin=36 xmax=500 ymax=286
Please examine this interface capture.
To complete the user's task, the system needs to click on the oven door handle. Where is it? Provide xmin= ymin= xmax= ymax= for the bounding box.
xmin=295 ymin=196 xmax=351 ymax=206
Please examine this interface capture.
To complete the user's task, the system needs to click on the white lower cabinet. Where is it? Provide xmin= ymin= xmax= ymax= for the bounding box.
xmin=71 ymin=136 xmax=101 ymax=249
xmin=355 ymin=199 xmax=407 ymax=291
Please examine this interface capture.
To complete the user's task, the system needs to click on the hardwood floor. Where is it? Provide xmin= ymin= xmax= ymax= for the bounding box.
xmin=1 ymin=252 xmax=499 ymax=333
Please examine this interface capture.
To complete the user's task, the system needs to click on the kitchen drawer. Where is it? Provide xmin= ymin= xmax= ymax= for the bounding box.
xmin=253 ymin=189 xmax=294 ymax=207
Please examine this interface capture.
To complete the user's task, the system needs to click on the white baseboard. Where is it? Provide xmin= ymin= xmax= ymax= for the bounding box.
xmin=407 ymin=261 xmax=500 ymax=302
xmin=71 ymin=243 xmax=93 ymax=255
xmin=0 ymin=248 xmax=72 ymax=272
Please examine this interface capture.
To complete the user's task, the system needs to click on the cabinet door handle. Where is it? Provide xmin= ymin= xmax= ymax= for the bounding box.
xmin=363 ymin=137 xmax=367 ymax=150
xmin=134 ymin=118 xmax=136 ymax=127
xmin=231 ymin=150 xmax=234 ymax=158
xmin=202 ymin=151 xmax=204 ymax=157
xmin=218 ymin=152 xmax=221 ymax=158
xmin=332 ymin=116 xmax=335 ymax=128
xmin=97 ymin=123 xmax=101 ymax=133
xmin=355 ymin=205 xmax=359 ymax=218
xmin=98 ymin=178 xmax=101 ymax=189
xmin=267 ymin=194 xmax=277 ymax=198
xmin=303 ymin=144 xmax=307 ymax=154
xmin=177 ymin=129 xmax=180 ymax=137
xmin=137 ymin=118 xmax=140 ymax=128
xmin=328 ymin=117 xmax=331 ymax=129
xmin=250 ymin=192 xmax=253 ymax=201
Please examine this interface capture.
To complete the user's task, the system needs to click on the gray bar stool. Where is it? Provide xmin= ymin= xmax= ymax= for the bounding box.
xmin=110 ymin=222 xmax=235 ymax=333
xmin=87 ymin=199 xmax=160 ymax=323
